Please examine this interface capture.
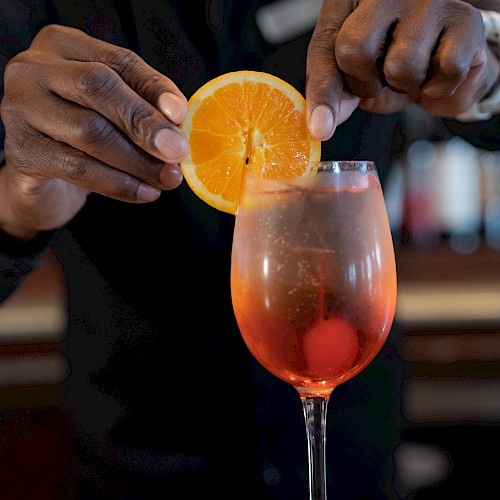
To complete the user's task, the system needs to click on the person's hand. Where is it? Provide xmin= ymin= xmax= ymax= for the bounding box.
xmin=0 ymin=24 xmax=188 ymax=239
xmin=306 ymin=0 xmax=500 ymax=140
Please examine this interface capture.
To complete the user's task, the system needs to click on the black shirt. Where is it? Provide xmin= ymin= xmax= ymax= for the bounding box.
xmin=1 ymin=1 xmax=496 ymax=498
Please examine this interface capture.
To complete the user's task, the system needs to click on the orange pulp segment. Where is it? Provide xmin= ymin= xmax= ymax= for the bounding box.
xmin=180 ymin=70 xmax=321 ymax=214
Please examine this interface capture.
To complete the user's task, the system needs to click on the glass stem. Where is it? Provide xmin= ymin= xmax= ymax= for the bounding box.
xmin=301 ymin=394 xmax=331 ymax=500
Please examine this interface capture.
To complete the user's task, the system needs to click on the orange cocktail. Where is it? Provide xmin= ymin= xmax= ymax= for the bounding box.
xmin=231 ymin=163 xmax=396 ymax=395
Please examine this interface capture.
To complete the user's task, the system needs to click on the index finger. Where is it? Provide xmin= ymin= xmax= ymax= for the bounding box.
xmin=305 ymin=0 xmax=354 ymax=140
xmin=31 ymin=25 xmax=188 ymax=163
xmin=32 ymin=25 xmax=187 ymax=121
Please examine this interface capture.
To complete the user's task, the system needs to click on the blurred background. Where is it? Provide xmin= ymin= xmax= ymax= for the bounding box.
xmin=385 ymin=107 xmax=500 ymax=498
xmin=1 ymin=104 xmax=500 ymax=499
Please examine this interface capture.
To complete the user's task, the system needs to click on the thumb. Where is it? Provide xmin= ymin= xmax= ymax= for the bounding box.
xmin=305 ymin=0 xmax=354 ymax=140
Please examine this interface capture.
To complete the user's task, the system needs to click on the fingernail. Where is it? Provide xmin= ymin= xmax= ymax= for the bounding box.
xmin=137 ymin=183 xmax=161 ymax=202
xmin=154 ymin=128 xmax=188 ymax=162
xmin=309 ymin=105 xmax=335 ymax=141
xmin=159 ymin=163 xmax=184 ymax=190
xmin=158 ymin=92 xmax=187 ymax=123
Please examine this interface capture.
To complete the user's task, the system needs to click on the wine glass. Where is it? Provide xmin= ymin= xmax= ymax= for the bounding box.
xmin=230 ymin=160 xmax=397 ymax=499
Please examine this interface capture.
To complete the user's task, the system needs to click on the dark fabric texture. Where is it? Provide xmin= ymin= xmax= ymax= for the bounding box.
xmin=444 ymin=116 xmax=500 ymax=151
xmin=0 ymin=228 xmax=58 ymax=302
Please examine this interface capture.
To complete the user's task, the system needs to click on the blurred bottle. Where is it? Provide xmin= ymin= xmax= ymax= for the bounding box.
xmin=433 ymin=137 xmax=482 ymax=254
xmin=481 ymin=151 xmax=500 ymax=251
xmin=403 ymin=139 xmax=440 ymax=247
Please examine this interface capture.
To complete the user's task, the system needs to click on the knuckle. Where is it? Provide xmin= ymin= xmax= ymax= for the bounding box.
xmin=121 ymin=177 xmax=143 ymax=200
xmin=138 ymin=74 xmax=169 ymax=103
xmin=36 ymin=23 xmax=63 ymax=41
xmin=2 ymin=140 xmax=26 ymax=172
xmin=5 ymin=131 xmax=51 ymax=174
xmin=77 ymin=63 xmax=118 ymax=101
xmin=4 ymin=53 xmax=24 ymax=79
xmin=103 ymin=46 xmax=141 ymax=75
xmin=309 ymin=28 xmax=337 ymax=56
xmin=31 ymin=24 xmax=62 ymax=46
xmin=128 ymin=102 xmax=156 ymax=139
xmin=75 ymin=60 xmax=159 ymax=143
xmin=3 ymin=50 xmax=37 ymax=85
xmin=335 ymin=35 xmax=375 ymax=74
xmin=104 ymin=47 xmax=168 ymax=103
xmin=384 ymin=58 xmax=425 ymax=89
xmin=0 ymin=94 xmax=15 ymax=119
xmin=434 ymin=58 xmax=468 ymax=83
xmin=75 ymin=112 xmax=116 ymax=148
xmin=60 ymin=153 xmax=94 ymax=184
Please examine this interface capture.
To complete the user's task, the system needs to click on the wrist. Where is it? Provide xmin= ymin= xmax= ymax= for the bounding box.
xmin=455 ymin=9 xmax=500 ymax=122
xmin=0 ymin=155 xmax=43 ymax=240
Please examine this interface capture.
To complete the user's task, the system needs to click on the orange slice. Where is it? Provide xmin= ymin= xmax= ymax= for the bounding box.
xmin=180 ymin=70 xmax=321 ymax=214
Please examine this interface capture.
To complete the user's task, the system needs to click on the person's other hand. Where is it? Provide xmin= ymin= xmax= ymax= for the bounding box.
xmin=306 ymin=0 xmax=499 ymax=140
xmin=0 ymin=25 xmax=188 ymax=238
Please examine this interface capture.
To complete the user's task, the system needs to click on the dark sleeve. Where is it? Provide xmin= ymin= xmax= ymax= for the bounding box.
xmin=443 ymin=115 xmax=500 ymax=151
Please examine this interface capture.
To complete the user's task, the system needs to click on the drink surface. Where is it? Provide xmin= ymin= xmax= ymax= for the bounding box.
xmin=231 ymin=170 xmax=397 ymax=394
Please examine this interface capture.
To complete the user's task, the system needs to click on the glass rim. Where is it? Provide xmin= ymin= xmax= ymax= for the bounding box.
xmin=246 ymin=159 xmax=377 ymax=176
